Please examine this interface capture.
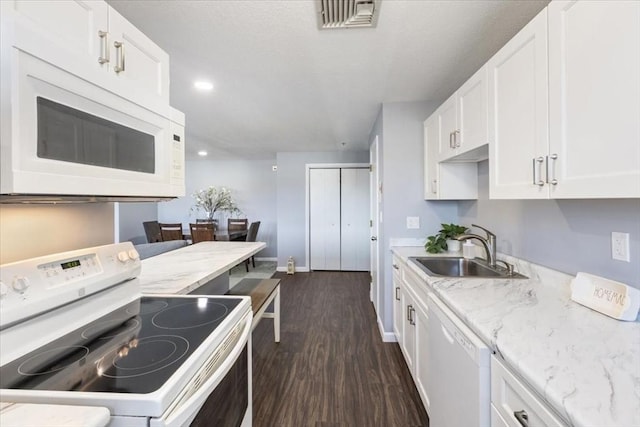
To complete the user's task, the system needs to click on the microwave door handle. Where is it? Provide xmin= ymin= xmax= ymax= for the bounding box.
xmin=154 ymin=314 xmax=252 ymax=427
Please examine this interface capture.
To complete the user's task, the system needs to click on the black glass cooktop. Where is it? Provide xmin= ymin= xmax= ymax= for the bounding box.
xmin=0 ymin=296 xmax=242 ymax=394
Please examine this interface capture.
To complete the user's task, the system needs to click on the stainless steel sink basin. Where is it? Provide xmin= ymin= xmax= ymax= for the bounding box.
xmin=409 ymin=257 xmax=527 ymax=279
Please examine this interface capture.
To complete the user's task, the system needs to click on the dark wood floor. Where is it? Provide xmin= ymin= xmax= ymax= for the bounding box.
xmin=251 ymin=271 xmax=429 ymax=427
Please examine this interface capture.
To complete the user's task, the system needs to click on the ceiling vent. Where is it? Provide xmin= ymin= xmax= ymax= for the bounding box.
xmin=316 ymin=0 xmax=381 ymax=29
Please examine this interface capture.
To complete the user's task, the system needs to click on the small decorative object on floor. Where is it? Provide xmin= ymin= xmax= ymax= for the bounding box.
xmin=191 ymin=186 xmax=241 ymax=222
xmin=570 ymin=272 xmax=640 ymax=321
xmin=425 ymin=223 xmax=469 ymax=253
xmin=287 ymin=256 xmax=295 ymax=275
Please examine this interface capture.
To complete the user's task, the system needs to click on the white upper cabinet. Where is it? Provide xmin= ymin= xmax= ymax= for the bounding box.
xmin=488 ymin=8 xmax=549 ymax=199
xmin=548 ymin=0 xmax=640 ymax=198
xmin=424 ymin=113 xmax=478 ymax=200
xmin=489 ymin=1 xmax=640 ymax=199
xmin=438 ymin=66 xmax=489 ymax=162
xmin=2 ymin=0 xmax=170 ymax=116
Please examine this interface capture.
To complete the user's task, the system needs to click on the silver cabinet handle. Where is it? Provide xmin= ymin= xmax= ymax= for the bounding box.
xmin=514 ymin=410 xmax=529 ymax=427
xmin=371 ymin=236 xmax=378 ymax=241
xmin=392 ymin=263 xmax=399 ymax=270
xmin=449 ymin=132 xmax=454 ymax=148
xmin=409 ymin=307 xmax=416 ymax=325
xmin=113 ymin=41 xmax=125 ymax=73
xmin=454 ymin=130 xmax=460 ymax=148
xmin=407 ymin=304 xmax=413 ymax=322
xmin=547 ymin=153 xmax=558 ymax=185
xmin=532 ymin=157 xmax=544 ymax=186
xmin=431 ymin=179 xmax=437 ymax=194
xmin=98 ymin=30 xmax=109 ymax=64
xmin=395 ymin=287 xmax=400 ymax=301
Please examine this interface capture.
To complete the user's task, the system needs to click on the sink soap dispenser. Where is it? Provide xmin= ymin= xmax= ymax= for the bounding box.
xmin=462 ymin=241 xmax=475 ymax=259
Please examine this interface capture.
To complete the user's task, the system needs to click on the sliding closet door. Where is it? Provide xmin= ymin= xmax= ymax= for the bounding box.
xmin=341 ymin=168 xmax=370 ymax=271
xmin=309 ymin=168 xmax=341 ymax=270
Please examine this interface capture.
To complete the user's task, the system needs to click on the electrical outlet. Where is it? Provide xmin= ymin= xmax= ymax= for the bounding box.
xmin=406 ymin=216 xmax=420 ymax=229
xmin=611 ymin=232 xmax=630 ymax=262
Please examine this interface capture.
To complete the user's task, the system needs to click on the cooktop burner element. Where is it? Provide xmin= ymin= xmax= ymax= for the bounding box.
xmin=152 ymin=300 xmax=229 ymax=330
xmin=0 ymin=296 xmax=242 ymax=394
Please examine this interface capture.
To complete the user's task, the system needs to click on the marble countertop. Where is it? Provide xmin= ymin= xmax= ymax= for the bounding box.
xmin=0 ymin=402 xmax=110 ymax=426
xmin=138 ymin=241 xmax=266 ymax=294
xmin=391 ymin=246 xmax=640 ymax=427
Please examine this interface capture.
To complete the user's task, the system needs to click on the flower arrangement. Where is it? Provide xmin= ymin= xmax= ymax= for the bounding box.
xmin=191 ymin=186 xmax=240 ymax=221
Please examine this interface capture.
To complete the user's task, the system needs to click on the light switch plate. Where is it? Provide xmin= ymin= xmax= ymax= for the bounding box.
xmin=406 ymin=216 xmax=420 ymax=229
xmin=611 ymin=232 xmax=630 ymax=262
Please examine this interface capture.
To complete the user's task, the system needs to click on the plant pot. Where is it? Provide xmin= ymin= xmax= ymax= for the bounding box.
xmin=446 ymin=239 xmax=461 ymax=253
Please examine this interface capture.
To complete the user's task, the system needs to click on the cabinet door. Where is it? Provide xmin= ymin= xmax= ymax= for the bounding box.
xmin=413 ymin=302 xmax=431 ymax=413
xmin=548 ymin=1 xmax=640 ymax=198
xmin=423 ymin=116 xmax=439 ymax=200
xmin=457 ymin=65 xmax=488 ymax=157
xmin=400 ymin=288 xmax=415 ymax=373
xmin=392 ymin=262 xmax=403 ymax=343
xmin=437 ymin=94 xmax=458 ymax=161
xmin=5 ymin=0 xmax=109 ymax=73
xmin=309 ymin=168 xmax=341 ymax=270
xmin=340 ymin=168 xmax=370 ymax=271
xmin=107 ymin=6 xmax=170 ymax=104
xmin=488 ymin=8 xmax=549 ymax=199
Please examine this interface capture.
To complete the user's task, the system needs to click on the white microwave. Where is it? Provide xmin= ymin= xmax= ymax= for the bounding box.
xmin=0 ymin=47 xmax=185 ymax=202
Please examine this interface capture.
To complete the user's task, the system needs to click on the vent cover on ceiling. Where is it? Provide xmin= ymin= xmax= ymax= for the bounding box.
xmin=316 ymin=0 xmax=381 ymax=29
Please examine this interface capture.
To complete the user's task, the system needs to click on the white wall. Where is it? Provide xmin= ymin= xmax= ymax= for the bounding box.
xmin=118 ymin=202 xmax=158 ymax=244
xmin=276 ymin=151 xmax=369 ymax=269
xmin=157 ymin=159 xmax=278 ymax=258
xmin=375 ymin=102 xmax=459 ymax=335
xmin=0 ymin=204 xmax=115 ymax=264
xmin=458 ymin=161 xmax=640 ymax=287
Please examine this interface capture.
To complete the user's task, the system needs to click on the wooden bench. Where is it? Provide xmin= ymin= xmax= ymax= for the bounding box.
xmin=226 ymin=278 xmax=280 ymax=342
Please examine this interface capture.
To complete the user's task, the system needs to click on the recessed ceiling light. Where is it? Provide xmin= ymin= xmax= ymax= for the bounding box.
xmin=194 ymin=80 xmax=213 ymax=91
xmin=197 ymin=150 xmax=208 ymax=156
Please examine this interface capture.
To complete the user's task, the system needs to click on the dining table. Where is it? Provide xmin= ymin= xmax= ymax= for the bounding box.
xmin=181 ymin=228 xmax=247 ymax=242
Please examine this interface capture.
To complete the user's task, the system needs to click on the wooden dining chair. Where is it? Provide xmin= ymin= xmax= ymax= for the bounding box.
xmin=228 ymin=218 xmax=248 ymax=232
xmin=158 ymin=223 xmax=184 ymax=241
xmin=244 ymin=221 xmax=261 ymax=271
xmin=143 ymin=221 xmax=162 ymax=243
xmin=189 ymin=222 xmax=216 ymax=243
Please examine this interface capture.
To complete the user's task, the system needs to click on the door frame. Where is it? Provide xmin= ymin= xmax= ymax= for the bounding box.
xmin=305 ymin=163 xmax=370 ymax=271
xmin=369 ymin=136 xmax=380 ymax=312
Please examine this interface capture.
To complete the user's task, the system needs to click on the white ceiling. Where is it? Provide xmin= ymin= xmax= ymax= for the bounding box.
xmin=107 ymin=0 xmax=548 ymax=160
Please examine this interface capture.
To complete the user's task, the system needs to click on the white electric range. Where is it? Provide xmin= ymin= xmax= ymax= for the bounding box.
xmin=0 ymin=242 xmax=252 ymax=427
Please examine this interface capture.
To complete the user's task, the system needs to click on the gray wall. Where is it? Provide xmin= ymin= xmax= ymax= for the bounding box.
xmin=276 ymin=151 xmax=369 ymax=269
xmin=118 ymin=202 xmax=158 ymax=244
xmin=458 ymin=161 xmax=640 ymax=287
xmin=156 ymin=159 xmax=278 ymax=258
xmin=377 ymin=102 xmax=459 ymax=333
xmin=0 ymin=204 xmax=115 ymax=264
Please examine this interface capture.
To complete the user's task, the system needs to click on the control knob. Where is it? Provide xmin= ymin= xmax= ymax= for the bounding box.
xmin=117 ymin=251 xmax=130 ymax=263
xmin=128 ymin=249 xmax=140 ymax=261
xmin=12 ymin=276 xmax=30 ymax=293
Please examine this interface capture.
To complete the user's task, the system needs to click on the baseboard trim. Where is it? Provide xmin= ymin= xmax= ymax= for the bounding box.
xmin=276 ymin=266 xmax=310 ymax=273
xmin=378 ymin=316 xmax=396 ymax=342
xmin=255 ymin=257 xmax=277 ymax=262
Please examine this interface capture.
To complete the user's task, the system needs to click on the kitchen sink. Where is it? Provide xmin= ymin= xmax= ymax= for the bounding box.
xmin=409 ymin=257 xmax=528 ymax=279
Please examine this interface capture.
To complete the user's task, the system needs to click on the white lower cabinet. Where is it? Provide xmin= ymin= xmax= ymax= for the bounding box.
xmin=392 ymin=256 xmax=432 ymax=414
xmin=491 ymin=356 xmax=567 ymax=427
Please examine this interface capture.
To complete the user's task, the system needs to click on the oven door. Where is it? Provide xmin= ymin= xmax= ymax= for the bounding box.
xmin=1 ymin=48 xmax=182 ymax=198
xmin=150 ymin=311 xmax=252 ymax=427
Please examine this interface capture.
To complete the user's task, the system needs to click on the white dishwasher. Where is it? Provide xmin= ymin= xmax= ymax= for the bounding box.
xmin=427 ymin=294 xmax=491 ymax=427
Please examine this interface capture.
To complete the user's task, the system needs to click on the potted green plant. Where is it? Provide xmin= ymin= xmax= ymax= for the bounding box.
xmin=425 ymin=223 xmax=469 ymax=253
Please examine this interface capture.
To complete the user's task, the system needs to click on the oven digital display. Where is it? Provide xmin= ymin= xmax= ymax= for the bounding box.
xmin=61 ymin=260 xmax=81 ymax=270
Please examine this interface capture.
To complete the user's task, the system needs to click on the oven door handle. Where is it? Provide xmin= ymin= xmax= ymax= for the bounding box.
xmin=150 ymin=311 xmax=252 ymax=427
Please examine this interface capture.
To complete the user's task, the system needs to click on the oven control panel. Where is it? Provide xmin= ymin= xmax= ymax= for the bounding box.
xmin=0 ymin=242 xmax=141 ymax=329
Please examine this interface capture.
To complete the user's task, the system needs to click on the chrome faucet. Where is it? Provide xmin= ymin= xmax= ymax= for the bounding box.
xmin=456 ymin=224 xmax=497 ymax=267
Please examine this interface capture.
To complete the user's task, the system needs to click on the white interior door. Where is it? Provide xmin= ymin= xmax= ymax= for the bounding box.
xmin=341 ymin=168 xmax=370 ymax=271
xmin=369 ymin=138 xmax=380 ymax=309
xmin=309 ymin=168 xmax=341 ymax=270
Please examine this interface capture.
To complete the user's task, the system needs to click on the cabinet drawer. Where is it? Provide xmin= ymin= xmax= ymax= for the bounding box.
xmin=491 ymin=404 xmax=509 ymax=427
xmin=491 ymin=356 xmax=566 ymax=427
